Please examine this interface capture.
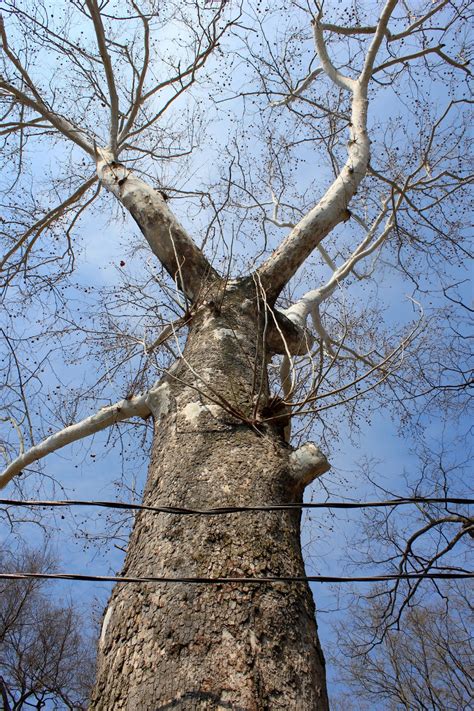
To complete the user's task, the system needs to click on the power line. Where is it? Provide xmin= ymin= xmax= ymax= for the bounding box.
xmin=0 ymin=497 xmax=471 ymax=516
xmin=0 ymin=571 xmax=472 ymax=585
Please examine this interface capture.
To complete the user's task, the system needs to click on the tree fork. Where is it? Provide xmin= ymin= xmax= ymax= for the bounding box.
xmin=91 ymin=282 xmax=329 ymax=710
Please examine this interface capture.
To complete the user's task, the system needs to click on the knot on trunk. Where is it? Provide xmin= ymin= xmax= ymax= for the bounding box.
xmin=144 ymin=382 xmax=172 ymax=422
xmin=289 ymin=442 xmax=330 ymax=489
xmin=266 ymin=309 xmax=314 ymax=355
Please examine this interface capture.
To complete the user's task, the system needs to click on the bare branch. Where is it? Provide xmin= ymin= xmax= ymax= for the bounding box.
xmin=312 ymin=20 xmax=355 ymax=92
xmin=0 ymin=176 xmax=97 ymax=281
xmin=0 ymin=12 xmax=96 ymax=154
xmin=257 ymin=1 xmax=398 ymax=298
xmin=359 ymin=0 xmax=398 ymax=85
xmin=374 ymin=45 xmax=471 ymax=75
xmin=0 ymin=391 xmax=155 ymax=490
xmin=283 ymin=205 xmax=393 ymax=328
xmin=0 ymin=77 xmax=96 ymax=155
xmin=85 ymin=0 xmax=120 ymax=154
xmin=269 ymin=68 xmax=324 ymax=107
xmin=388 ymin=0 xmax=450 ymax=42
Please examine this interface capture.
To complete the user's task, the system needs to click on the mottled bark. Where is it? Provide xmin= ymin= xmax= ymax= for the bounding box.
xmin=90 ymin=280 xmax=329 ymax=710
xmin=96 ymin=154 xmax=218 ymax=300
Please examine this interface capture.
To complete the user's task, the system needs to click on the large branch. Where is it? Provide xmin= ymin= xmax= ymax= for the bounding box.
xmin=276 ymin=206 xmax=394 ymax=395
xmin=96 ymin=150 xmax=219 ymax=300
xmin=257 ymin=0 xmax=398 ymax=300
xmin=0 ymin=392 xmax=157 ymax=490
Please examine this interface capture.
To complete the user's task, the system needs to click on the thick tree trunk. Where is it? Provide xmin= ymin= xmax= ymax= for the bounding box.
xmin=90 ymin=280 xmax=329 ymax=710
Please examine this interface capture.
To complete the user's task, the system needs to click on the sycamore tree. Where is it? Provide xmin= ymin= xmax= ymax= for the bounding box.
xmin=0 ymin=1 xmax=472 ymax=708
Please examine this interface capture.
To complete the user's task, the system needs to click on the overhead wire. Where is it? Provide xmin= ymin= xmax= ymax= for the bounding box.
xmin=1 ymin=571 xmax=472 ymax=585
xmin=1 ymin=497 xmax=470 ymax=586
xmin=0 ymin=496 xmax=471 ymax=516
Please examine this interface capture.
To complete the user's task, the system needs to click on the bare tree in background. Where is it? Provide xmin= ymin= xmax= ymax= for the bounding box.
xmin=0 ymin=1 xmax=472 ymax=708
xmin=327 ymin=443 xmax=473 ymax=708
xmin=336 ymin=440 xmax=473 ymax=643
xmin=0 ymin=548 xmax=95 ymax=710
xmin=330 ymin=584 xmax=473 ymax=711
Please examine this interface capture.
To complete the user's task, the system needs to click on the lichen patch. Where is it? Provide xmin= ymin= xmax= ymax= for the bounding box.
xmin=182 ymin=401 xmax=204 ymax=425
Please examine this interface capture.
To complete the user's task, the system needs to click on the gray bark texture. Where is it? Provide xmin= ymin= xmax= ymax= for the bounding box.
xmin=90 ymin=280 xmax=329 ymax=710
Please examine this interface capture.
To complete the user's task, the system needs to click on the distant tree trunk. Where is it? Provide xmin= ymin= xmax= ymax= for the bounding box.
xmin=90 ymin=280 xmax=329 ymax=710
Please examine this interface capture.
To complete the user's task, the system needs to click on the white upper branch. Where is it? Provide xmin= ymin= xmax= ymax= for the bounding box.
xmin=0 ymin=393 xmax=154 ymax=490
xmin=312 ymin=20 xmax=355 ymax=92
xmin=283 ymin=206 xmax=394 ymax=329
xmin=257 ymin=0 xmax=398 ymax=299
xmin=358 ymin=0 xmax=398 ymax=85
xmin=96 ymin=150 xmax=218 ymax=300
xmin=321 ymin=0 xmax=449 ymax=41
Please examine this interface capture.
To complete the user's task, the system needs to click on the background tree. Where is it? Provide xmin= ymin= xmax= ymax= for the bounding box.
xmin=0 ymin=547 xmax=95 ymax=710
xmin=0 ymin=1 xmax=472 ymax=709
xmin=324 ymin=440 xmax=473 ymax=705
xmin=330 ymin=583 xmax=473 ymax=711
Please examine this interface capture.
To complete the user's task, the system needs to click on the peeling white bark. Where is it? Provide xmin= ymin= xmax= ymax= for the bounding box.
xmin=213 ymin=328 xmax=247 ymax=342
xmin=100 ymin=605 xmax=114 ymax=646
xmin=182 ymin=401 xmax=205 ymax=425
xmin=289 ymin=443 xmax=330 ymax=488
xmin=182 ymin=400 xmax=223 ymax=427
xmin=145 ymin=382 xmax=171 ymax=422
